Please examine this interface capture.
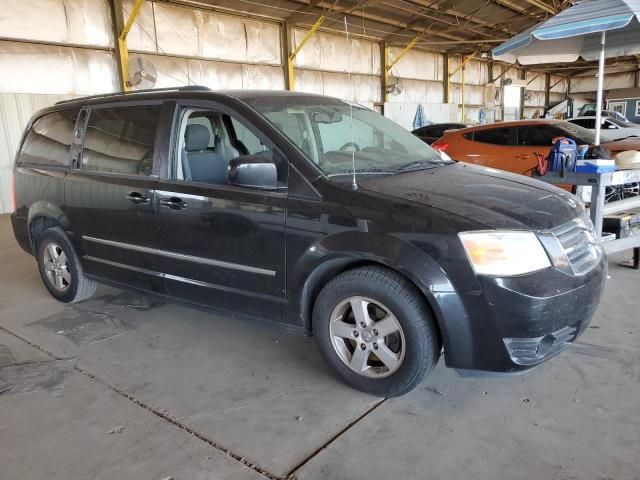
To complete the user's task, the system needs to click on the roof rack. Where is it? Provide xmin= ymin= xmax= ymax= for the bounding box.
xmin=54 ymin=86 xmax=211 ymax=105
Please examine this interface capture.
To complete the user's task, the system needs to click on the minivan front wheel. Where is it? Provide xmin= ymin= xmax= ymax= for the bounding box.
xmin=36 ymin=227 xmax=96 ymax=303
xmin=313 ymin=266 xmax=440 ymax=397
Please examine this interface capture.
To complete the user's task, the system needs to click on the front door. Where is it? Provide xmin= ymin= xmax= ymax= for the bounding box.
xmin=154 ymin=103 xmax=287 ymax=322
xmin=513 ymin=125 xmax=559 ymax=175
xmin=65 ymin=103 xmax=167 ymax=293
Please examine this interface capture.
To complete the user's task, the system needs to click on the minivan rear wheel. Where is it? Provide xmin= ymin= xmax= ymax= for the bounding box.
xmin=36 ymin=227 xmax=96 ymax=303
xmin=313 ymin=266 xmax=440 ymax=397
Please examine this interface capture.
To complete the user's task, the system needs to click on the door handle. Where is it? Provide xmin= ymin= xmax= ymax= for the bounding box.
xmin=160 ymin=196 xmax=188 ymax=210
xmin=126 ymin=192 xmax=150 ymax=204
xmin=515 ymin=154 xmax=533 ymax=159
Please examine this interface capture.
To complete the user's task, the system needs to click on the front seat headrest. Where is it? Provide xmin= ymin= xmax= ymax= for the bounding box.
xmin=185 ymin=124 xmax=210 ymax=152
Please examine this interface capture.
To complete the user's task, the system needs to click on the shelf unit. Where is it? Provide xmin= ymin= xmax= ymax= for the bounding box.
xmin=534 ymin=169 xmax=640 ymax=269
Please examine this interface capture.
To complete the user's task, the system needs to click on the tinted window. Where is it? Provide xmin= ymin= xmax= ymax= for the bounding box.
xmin=570 ymin=118 xmax=595 ymax=129
xmin=516 ymin=126 xmax=558 ymax=146
xmin=82 ymin=105 xmax=160 ymax=175
xmin=19 ymin=109 xmax=80 ymax=166
xmin=472 ymin=128 xmax=511 ymax=145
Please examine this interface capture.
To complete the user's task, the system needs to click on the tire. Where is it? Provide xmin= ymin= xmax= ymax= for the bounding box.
xmin=313 ymin=266 xmax=440 ymax=397
xmin=36 ymin=226 xmax=96 ymax=303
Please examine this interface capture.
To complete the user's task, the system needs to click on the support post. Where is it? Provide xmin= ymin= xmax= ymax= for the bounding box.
xmin=544 ymin=72 xmax=551 ymax=114
xmin=287 ymin=15 xmax=325 ymax=91
xmin=111 ymin=0 xmax=145 ymax=92
xmin=381 ymin=41 xmax=388 ymax=105
xmin=443 ymin=53 xmax=449 ymax=103
xmin=109 ymin=0 xmax=126 ymax=91
xmin=461 ymin=56 xmax=465 ymax=122
xmin=595 ymin=31 xmax=606 ymax=146
xmin=519 ymin=68 xmax=526 ymax=119
xmin=450 ymin=51 xmax=478 ymax=122
xmin=282 ymin=21 xmax=292 ymax=90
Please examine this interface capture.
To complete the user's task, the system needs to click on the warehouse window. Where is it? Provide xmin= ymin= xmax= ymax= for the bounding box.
xmin=81 ymin=105 xmax=161 ymax=175
xmin=18 ymin=109 xmax=80 ymax=167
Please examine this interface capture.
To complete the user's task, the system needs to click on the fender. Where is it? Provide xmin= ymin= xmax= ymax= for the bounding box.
xmin=26 ymin=201 xmax=80 ymax=252
xmin=287 ymin=230 xmax=475 ymax=368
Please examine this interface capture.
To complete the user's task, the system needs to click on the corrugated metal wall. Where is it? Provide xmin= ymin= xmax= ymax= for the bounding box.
xmin=0 ymin=0 xmax=635 ymax=214
xmin=291 ymin=28 xmax=381 ymax=105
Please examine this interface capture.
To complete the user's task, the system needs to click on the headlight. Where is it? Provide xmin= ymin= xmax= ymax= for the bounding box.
xmin=459 ymin=231 xmax=551 ymax=276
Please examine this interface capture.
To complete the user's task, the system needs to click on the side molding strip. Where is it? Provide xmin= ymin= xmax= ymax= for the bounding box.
xmin=83 ymin=255 xmax=285 ymax=303
xmin=82 ymin=235 xmax=276 ymax=277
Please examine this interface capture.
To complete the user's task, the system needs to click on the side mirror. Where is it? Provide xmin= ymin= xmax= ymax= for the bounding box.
xmin=228 ymin=155 xmax=278 ymax=190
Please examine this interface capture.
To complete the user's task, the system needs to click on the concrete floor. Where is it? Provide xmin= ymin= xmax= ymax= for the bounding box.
xmin=0 ymin=214 xmax=638 ymax=480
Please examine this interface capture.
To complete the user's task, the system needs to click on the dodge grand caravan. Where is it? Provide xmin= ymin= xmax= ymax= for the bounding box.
xmin=11 ymin=87 xmax=606 ymax=396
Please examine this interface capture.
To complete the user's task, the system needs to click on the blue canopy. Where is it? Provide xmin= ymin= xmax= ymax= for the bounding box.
xmin=493 ymin=0 xmax=640 ymax=64
xmin=492 ymin=0 xmax=640 ymax=145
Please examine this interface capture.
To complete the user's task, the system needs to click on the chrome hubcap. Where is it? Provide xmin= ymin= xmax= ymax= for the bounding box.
xmin=329 ymin=296 xmax=406 ymax=378
xmin=43 ymin=242 xmax=71 ymax=291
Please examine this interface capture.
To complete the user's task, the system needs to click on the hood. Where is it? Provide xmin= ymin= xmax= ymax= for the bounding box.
xmin=357 ymin=162 xmax=583 ymax=230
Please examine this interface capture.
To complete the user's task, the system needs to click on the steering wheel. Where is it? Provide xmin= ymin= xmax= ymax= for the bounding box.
xmin=339 ymin=141 xmax=361 ymax=152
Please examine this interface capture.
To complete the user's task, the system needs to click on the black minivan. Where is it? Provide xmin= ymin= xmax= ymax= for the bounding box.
xmin=11 ymin=87 xmax=606 ymax=396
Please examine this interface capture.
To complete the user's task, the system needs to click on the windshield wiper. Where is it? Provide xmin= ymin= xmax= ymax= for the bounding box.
xmin=395 ymin=159 xmax=451 ymax=173
xmin=327 ymin=168 xmax=396 ymax=178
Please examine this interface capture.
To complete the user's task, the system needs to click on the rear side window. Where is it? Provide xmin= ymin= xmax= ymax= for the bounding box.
xmin=471 ymin=128 xmax=511 ymax=145
xmin=516 ymin=126 xmax=558 ymax=146
xmin=82 ymin=105 xmax=161 ymax=175
xmin=18 ymin=109 xmax=80 ymax=167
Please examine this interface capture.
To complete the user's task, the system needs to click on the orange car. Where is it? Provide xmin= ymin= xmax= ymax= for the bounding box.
xmin=433 ymin=119 xmax=640 ymax=176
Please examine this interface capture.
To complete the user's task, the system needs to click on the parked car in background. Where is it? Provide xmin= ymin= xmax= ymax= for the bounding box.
xmin=568 ymin=116 xmax=640 ymax=140
xmin=411 ymin=123 xmax=467 ymax=145
xmin=578 ymin=106 xmax=630 ymax=122
xmin=433 ymin=119 xmax=640 ymax=177
xmin=11 ymin=88 xmax=606 ymax=397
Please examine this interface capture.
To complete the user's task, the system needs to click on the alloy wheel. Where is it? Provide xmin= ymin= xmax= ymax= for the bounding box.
xmin=329 ymin=296 xmax=406 ymax=378
xmin=42 ymin=242 xmax=71 ymax=291
xmin=605 ymin=182 xmax=640 ymax=203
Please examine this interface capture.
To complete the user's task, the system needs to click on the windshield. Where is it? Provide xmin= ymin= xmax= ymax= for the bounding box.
xmin=608 ymin=117 xmax=637 ymax=128
xmin=552 ymin=121 xmax=613 ymax=144
xmin=243 ymin=95 xmax=449 ymax=177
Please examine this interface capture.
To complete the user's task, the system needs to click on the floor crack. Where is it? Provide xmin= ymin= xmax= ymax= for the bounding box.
xmin=0 ymin=325 xmax=282 ymax=479
xmin=286 ymin=397 xmax=388 ymax=479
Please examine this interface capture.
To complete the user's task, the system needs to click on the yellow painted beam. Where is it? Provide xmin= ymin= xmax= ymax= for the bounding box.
xmin=458 ymin=51 xmax=479 ymax=121
xmin=118 ymin=0 xmax=144 ymax=91
xmin=386 ymin=36 xmax=420 ymax=73
xmin=449 ymin=50 xmax=479 ymax=78
xmin=287 ymin=16 xmax=326 ymax=91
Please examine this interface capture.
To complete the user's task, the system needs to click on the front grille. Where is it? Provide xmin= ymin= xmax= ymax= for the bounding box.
xmin=552 ymin=217 xmax=600 ymax=275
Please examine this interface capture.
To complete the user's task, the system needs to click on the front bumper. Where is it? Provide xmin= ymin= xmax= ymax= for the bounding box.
xmin=440 ymin=248 xmax=607 ymax=374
